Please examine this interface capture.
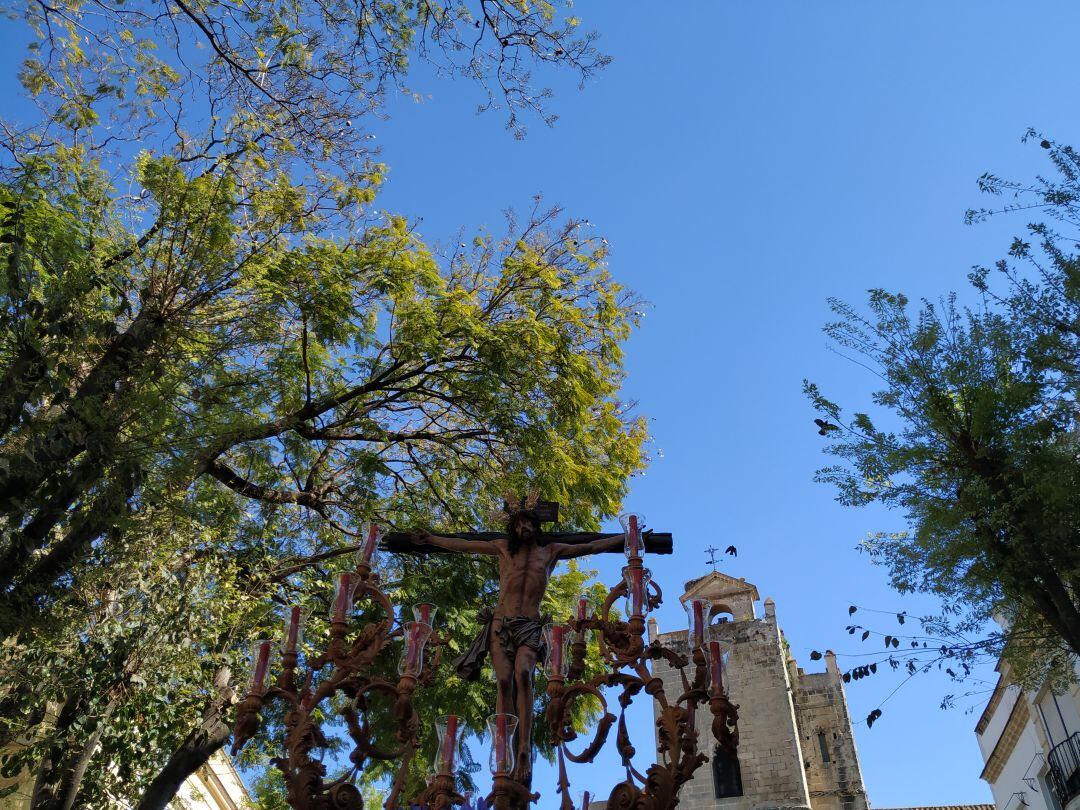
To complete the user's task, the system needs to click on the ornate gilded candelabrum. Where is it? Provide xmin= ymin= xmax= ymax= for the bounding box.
xmin=230 ymin=511 xmax=740 ymax=810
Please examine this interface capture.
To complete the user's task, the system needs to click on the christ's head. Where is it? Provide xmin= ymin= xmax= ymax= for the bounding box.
xmin=506 ymin=510 xmax=541 ymax=555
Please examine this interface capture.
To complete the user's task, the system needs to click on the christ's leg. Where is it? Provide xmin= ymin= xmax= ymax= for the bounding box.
xmin=511 ymin=645 xmax=538 ymax=785
xmin=490 ymin=619 xmax=515 ymax=717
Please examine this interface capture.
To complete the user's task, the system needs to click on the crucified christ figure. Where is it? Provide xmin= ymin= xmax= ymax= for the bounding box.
xmin=410 ymin=504 xmax=625 ymax=786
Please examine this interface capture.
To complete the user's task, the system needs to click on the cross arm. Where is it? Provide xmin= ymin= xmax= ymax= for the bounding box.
xmin=545 ymin=531 xmax=672 ymax=555
xmin=381 ymin=531 xmax=502 ymax=557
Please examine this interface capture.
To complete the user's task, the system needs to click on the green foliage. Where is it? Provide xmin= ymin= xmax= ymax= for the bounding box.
xmin=806 ymin=137 xmax=1080 ymax=689
xmin=0 ymin=2 xmax=634 ymax=806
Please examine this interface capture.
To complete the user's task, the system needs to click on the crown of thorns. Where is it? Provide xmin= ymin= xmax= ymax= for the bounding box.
xmin=485 ymin=491 xmax=554 ymax=527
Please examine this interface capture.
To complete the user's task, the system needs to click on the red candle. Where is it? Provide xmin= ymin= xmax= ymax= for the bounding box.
xmin=442 ymin=715 xmax=459 ymax=772
xmin=577 ymin=597 xmax=588 ymax=622
xmin=709 ymin=640 xmax=724 ymax=690
xmin=406 ymin=622 xmax=421 ymax=671
xmin=250 ymin=640 xmax=271 ymax=694
xmin=692 ymin=600 xmax=705 ymax=647
xmin=332 ymin=572 xmax=353 ymax=622
xmin=582 ymin=791 xmax=591 ymax=810
xmin=549 ymin=626 xmax=565 ymax=676
xmin=416 ymin=603 xmax=432 ymax=624
xmin=495 ymin=713 xmax=508 ymax=773
xmin=626 ymin=568 xmax=646 ymax=615
xmin=285 ymin=605 xmax=302 ymax=653
xmin=361 ymin=522 xmax=380 ymax=564
xmin=628 ymin=514 xmax=640 ymax=558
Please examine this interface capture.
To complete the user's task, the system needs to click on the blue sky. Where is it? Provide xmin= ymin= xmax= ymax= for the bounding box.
xmin=366 ymin=2 xmax=1080 ymax=805
xmin=2 ymin=1 xmax=1076 ymax=806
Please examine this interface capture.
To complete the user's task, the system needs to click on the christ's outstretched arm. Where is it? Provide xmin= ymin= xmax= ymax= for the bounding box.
xmin=549 ymin=534 xmax=625 ymax=560
xmin=411 ymin=530 xmax=500 ymax=556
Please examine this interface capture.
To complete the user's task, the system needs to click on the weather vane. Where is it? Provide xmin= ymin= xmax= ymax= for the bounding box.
xmin=705 ymin=545 xmax=720 ymax=571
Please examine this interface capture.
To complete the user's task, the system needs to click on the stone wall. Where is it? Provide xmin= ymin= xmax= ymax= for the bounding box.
xmin=791 ymin=657 xmax=869 ymax=810
xmin=651 ymin=601 xmax=813 ymax=810
xmin=642 ymin=582 xmax=869 ymax=810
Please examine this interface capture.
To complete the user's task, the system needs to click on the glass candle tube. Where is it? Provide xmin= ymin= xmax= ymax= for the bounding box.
xmin=709 ymin=640 xmax=725 ymax=691
xmin=249 ymin=640 xmax=272 ymax=695
xmin=435 ymin=715 xmax=461 ymax=774
xmin=622 ymin=566 xmax=652 ymax=617
xmin=543 ymin=624 xmax=570 ymax=679
xmin=283 ymin=605 xmax=303 ymax=655
xmin=619 ymin=512 xmax=646 ymax=560
xmin=360 ymin=522 xmax=382 ymax=566
xmin=331 ymin=572 xmax=355 ymax=622
xmin=412 ymin=603 xmax=438 ymax=626
xmin=487 ymin=713 xmax=518 ymax=775
xmin=399 ymin=620 xmax=433 ymax=677
xmin=685 ymin=599 xmax=707 ymax=649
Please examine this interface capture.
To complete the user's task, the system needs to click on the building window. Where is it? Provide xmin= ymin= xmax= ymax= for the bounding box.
xmin=817 ymin=732 xmax=831 ymax=763
xmin=713 ymin=747 xmax=743 ymax=798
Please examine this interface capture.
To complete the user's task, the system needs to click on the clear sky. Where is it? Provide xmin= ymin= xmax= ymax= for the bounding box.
xmin=365 ymin=2 xmax=1080 ymax=805
xmin=4 ymin=2 xmax=1078 ymax=806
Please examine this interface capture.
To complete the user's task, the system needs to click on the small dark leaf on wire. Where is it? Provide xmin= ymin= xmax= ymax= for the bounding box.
xmin=946 ymin=668 xmax=957 ymax=678
xmin=848 ymin=606 xmax=857 ymax=615
xmin=891 ymin=637 xmax=899 ymax=649
xmin=869 ymin=663 xmax=877 ymax=674
xmin=897 ymin=613 xmax=906 ymax=625
xmin=861 ymin=630 xmax=870 ymax=641
xmin=866 ymin=708 xmax=882 ymax=729
xmin=842 ymin=672 xmax=851 ymax=683
xmin=884 ymin=635 xmax=892 ymax=648
xmin=810 ymin=651 xmax=823 ymax=661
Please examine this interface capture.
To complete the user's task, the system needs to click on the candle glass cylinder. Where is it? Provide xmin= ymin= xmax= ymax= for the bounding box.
xmin=331 ymin=572 xmax=356 ymax=622
xmin=412 ymin=603 xmax=438 ymax=626
xmin=398 ymin=620 xmax=433 ymax=677
xmin=621 ymin=565 xmax=652 ymax=617
xmin=708 ymin=638 xmax=733 ymax=692
xmin=619 ymin=512 xmax=646 ymax=560
xmin=282 ymin=605 xmax=304 ymax=655
xmin=249 ymin=639 xmax=274 ymax=695
xmin=576 ymin=597 xmax=589 ymax=622
xmin=684 ymin=598 xmax=708 ymax=649
xmin=543 ymin=624 xmax=571 ymax=679
xmin=434 ymin=714 xmax=463 ymax=775
xmin=575 ymin=596 xmax=590 ymax=646
xmin=359 ymin=522 xmax=382 ymax=567
xmin=486 ymin=713 xmax=518 ymax=775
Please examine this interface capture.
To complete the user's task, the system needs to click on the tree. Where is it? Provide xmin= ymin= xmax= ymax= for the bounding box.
xmin=805 ymin=135 xmax=1080 ymax=705
xmin=0 ymin=3 xmax=641 ymax=807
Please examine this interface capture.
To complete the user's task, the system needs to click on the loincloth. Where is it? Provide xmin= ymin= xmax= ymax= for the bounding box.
xmin=452 ymin=609 xmax=547 ymax=681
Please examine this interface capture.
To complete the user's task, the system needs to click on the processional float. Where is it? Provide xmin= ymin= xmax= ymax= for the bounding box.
xmin=230 ymin=500 xmax=740 ymax=809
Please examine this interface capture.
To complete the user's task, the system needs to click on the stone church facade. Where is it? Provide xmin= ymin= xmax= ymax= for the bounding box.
xmin=645 ymin=571 xmax=869 ymax=810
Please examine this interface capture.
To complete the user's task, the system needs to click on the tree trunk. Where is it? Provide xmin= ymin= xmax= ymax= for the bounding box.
xmin=52 ymin=704 xmax=113 ymax=810
xmin=135 ymin=697 xmax=234 ymax=810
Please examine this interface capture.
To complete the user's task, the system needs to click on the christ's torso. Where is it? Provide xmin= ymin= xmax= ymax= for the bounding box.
xmin=493 ymin=538 xmax=557 ymax=618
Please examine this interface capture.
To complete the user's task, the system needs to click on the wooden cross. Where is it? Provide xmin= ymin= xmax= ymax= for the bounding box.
xmin=378 ymin=500 xmax=672 ymax=788
xmin=381 ymin=500 xmax=673 ymax=556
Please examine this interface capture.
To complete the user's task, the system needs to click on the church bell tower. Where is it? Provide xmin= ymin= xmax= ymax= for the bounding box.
xmin=648 ymin=571 xmax=869 ymax=810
